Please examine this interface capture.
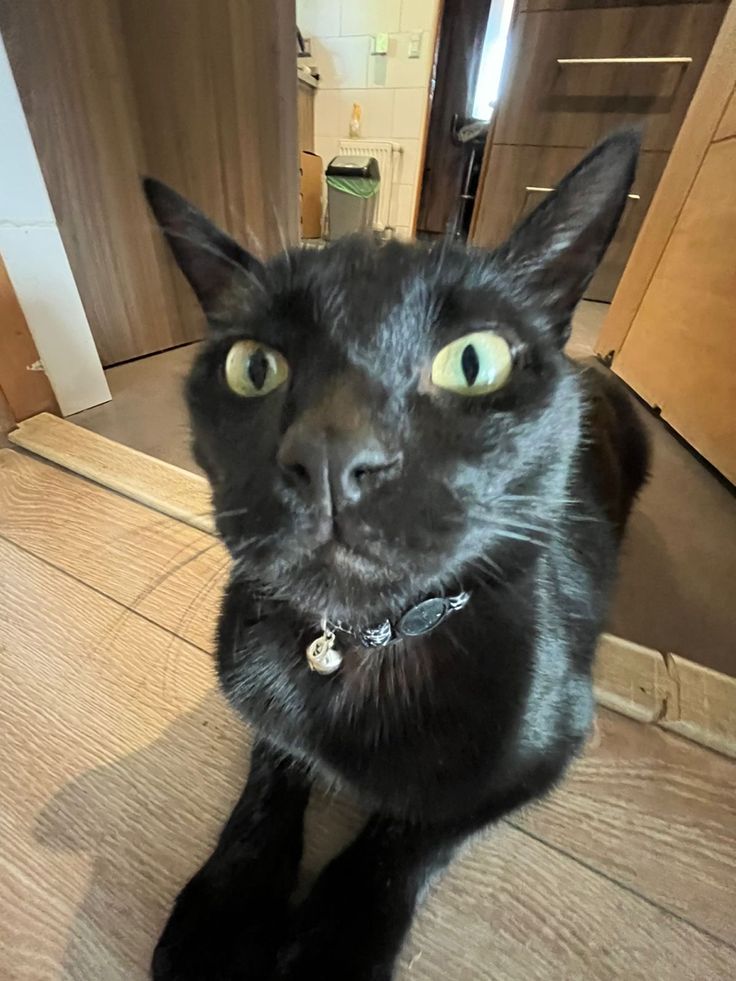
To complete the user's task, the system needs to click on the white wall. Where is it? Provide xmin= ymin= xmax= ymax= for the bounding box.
xmin=297 ymin=0 xmax=440 ymax=239
xmin=0 ymin=34 xmax=110 ymax=417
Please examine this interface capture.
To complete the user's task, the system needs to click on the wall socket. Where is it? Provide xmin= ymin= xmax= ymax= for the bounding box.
xmin=408 ymin=33 xmax=422 ymax=59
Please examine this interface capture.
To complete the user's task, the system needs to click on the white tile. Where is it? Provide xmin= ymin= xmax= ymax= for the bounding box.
xmin=397 ymin=138 xmax=423 ymax=189
xmin=369 ymin=32 xmax=434 ymax=88
xmin=315 ymin=89 xmax=345 ymax=136
xmin=314 ymin=136 xmax=340 ymax=169
xmin=400 ymin=0 xmax=441 ymax=33
xmin=350 ymin=89 xmax=396 ymax=139
xmin=296 ymin=0 xmax=341 ymax=39
xmin=340 ymin=0 xmax=400 ymax=36
xmin=390 ymin=184 xmax=416 ymax=228
xmin=368 ymin=55 xmax=390 ymax=88
xmin=311 ymin=35 xmax=370 ymax=89
xmin=392 ymin=88 xmax=428 ymax=138
xmin=317 ymin=88 xmax=395 ymax=141
xmin=0 ymin=225 xmax=110 ymax=415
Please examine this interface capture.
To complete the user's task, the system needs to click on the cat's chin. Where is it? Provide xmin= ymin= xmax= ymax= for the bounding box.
xmin=262 ymin=541 xmax=455 ymax=626
xmin=316 ymin=540 xmax=379 ymax=576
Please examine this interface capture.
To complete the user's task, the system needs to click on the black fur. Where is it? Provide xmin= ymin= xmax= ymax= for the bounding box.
xmin=145 ymin=131 xmax=648 ymax=980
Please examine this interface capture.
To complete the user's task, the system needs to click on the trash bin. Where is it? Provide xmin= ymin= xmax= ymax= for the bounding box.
xmin=325 ymin=156 xmax=380 ymax=240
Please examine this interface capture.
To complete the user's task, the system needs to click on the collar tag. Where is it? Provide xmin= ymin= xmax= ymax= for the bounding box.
xmin=305 ymin=627 xmax=343 ymax=675
xmin=397 ymin=596 xmax=449 ymax=637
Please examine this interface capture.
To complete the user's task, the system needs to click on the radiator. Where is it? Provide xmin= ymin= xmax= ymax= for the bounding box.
xmin=337 ymin=139 xmax=403 ymax=233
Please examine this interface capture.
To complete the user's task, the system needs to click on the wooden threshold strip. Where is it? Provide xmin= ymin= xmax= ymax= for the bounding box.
xmin=9 ymin=412 xmax=214 ymax=534
xmin=10 ymin=413 xmax=736 ymax=759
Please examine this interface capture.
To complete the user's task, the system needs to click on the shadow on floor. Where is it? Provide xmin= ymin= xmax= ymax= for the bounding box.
xmin=34 ymin=691 xmax=363 ymax=980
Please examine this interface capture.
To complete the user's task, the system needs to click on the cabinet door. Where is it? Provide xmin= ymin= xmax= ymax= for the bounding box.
xmin=298 ymin=81 xmax=315 ymax=152
xmin=471 ymin=144 xmax=667 ymax=301
xmin=613 ymin=136 xmax=736 ymax=483
xmin=494 ymin=4 xmax=725 ymax=152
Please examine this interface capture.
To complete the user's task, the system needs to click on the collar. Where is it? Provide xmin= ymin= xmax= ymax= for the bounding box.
xmin=330 ymin=590 xmax=471 ymax=648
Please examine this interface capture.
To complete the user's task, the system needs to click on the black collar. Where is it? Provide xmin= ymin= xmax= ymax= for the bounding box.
xmin=330 ymin=590 xmax=471 ymax=648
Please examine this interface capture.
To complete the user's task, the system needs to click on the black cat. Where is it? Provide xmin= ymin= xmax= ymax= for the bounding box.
xmin=145 ymin=131 xmax=648 ymax=981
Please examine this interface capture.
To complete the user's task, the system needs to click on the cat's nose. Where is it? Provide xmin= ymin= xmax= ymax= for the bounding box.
xmin=278 ymin=430 xmax=401 ymax=509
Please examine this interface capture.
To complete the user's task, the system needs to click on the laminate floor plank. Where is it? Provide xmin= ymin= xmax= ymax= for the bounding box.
xmin=0 ymin=449 xmax=224 ymax=653
xmin=518 ymin=708 xmax=736 ymax=945
xmin=3 ymin=537 xmax=734 ymax=980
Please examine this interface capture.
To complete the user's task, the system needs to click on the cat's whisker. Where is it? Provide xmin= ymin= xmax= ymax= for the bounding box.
xmin=464 ymin=556 xmax=505 ymax=587
xmin=211 ymin=505 xmax=254 ymax=521
xmin=267 ymin=194 xmax=293 ymax=271
xmin=243 ymin=223 xmax=266 ymax=263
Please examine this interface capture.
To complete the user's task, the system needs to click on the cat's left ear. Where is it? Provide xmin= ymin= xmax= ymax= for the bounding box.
xmin=143 ymin=177 xmax=264 ymax=319
xmin=495 ymin=130 xmax=640 ymax=343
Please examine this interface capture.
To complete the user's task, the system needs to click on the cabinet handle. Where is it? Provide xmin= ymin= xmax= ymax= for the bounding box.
xmin=556 ymin=57 xmax=692 ymax=65
xmin=525 ymin=186 xmax=640 ymax=200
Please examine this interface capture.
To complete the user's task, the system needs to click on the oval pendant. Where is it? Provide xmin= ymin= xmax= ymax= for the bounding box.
xmin=306 ymin=631 xmax=343 ymax=675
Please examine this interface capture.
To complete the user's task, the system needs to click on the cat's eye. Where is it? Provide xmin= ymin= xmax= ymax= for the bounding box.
xmin=431 ymin=331 xmax=513 ymax=397
xmin=224 ymin=340 xmax=289 ymax=398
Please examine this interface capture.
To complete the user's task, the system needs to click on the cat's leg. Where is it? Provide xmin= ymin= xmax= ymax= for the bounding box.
xmin=274 ymin=759 xmax=568 ymax=981
xmin=273 ymin=814 xmax=458 ymax=981
xmin=152 ymin=737 xmax=311 ymax=981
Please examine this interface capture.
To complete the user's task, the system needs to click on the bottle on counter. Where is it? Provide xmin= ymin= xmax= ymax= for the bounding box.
xmin=349 ymin=102 xmax=362 ymax=138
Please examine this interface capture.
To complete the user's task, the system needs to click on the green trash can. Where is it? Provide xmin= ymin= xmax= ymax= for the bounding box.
xmin=325 ymin=156 xmax=380 ymax=240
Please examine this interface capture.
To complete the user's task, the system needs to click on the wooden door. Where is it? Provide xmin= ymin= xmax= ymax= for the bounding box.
xmin=493 ymin=2 xmax=726 ymax=153
xmin=596 ymin=5 xmax=736 ymax=483
xmin=0 ymin=0 xmax=298 ymax=366
xmin=416 ymin=0 xmax=493 ymax=237
xmin=470 ymin=0 xmax=727 ymax=301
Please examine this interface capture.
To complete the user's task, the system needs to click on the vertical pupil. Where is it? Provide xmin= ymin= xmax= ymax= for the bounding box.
xmin=248 ymin=349 xmax=269 ymax=390
xmin=461 ymin=344 xmax=480 ymax=386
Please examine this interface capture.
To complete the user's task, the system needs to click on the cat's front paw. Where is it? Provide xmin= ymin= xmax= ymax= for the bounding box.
xmin=275 ymin=944 xmax=393 ymax=981
xmin=274 ymin=917 xmax=396 ymax=981
xmin=152 ymin=866 xmax=282 ymax=981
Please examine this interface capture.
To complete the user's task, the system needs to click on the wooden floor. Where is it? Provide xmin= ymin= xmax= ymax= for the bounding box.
xmin=2 ymin=447 xmax=735 ymax=980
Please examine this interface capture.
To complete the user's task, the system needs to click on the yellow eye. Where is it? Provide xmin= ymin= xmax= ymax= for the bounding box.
xmin=224 ymin=340 xmax=289 ymax=398
xmin=430 ymin=331 xmax=513 ymax=396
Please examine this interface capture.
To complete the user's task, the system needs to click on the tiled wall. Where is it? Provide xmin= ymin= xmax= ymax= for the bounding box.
xmin=297 ymin=0 xmax=440 ymax=239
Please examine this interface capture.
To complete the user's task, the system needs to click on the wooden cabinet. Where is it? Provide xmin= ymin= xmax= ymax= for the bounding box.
xmin=298 ymin=78 xmax=316 ymax=153
xmin=596 ymin=2 xmax=736 ymax=482
xmin=494 ymin=4 xmax=724 ymax=152
xmin=471 ymin=0 xmax=727 ymax=301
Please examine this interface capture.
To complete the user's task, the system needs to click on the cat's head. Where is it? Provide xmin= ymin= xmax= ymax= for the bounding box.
xmin=145 ymin=132 xmax=638 ymax=622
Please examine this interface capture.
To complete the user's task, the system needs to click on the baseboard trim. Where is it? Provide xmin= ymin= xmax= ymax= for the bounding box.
xmin=10 ymin=413 xmax=736 ymax=759
xmin=593 ymin=635 xmax=736 ymax=757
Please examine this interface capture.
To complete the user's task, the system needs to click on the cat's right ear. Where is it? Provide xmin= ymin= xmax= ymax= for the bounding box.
xmin=493 ymin=130 xmax=640 ymax=342
xmin=143 ymin=178 xmax=264 ymax=318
